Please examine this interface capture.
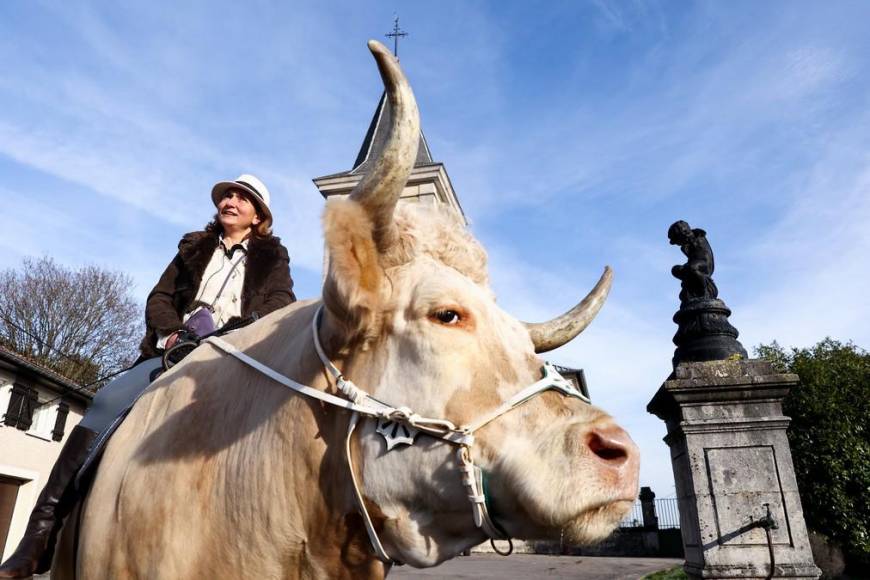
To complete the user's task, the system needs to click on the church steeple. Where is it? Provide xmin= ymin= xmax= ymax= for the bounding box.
xmin=350 ymin=92 xmax=434 ymax=175
xmin=313 ymin=26 xmax=465 ymax=222
xmin=312 ymin=96 xmax=464 ymax=221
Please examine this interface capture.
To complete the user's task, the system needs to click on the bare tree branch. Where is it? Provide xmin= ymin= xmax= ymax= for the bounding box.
xmin=0 ymin=257 xmax=142 ymax=388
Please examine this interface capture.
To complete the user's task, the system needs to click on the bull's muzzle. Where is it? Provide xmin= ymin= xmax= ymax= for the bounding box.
xmin=583 ymin=425 xmax=640 ymax=500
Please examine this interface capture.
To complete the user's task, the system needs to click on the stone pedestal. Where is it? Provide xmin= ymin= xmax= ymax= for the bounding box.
xmin=672 ymin=298 xmax=748 ymax=367
xmin=648 ymin=360 xmax=820 ymax=579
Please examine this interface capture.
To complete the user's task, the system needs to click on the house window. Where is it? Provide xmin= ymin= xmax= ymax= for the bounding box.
xmin=3 ymin=383 xmax=69 ymax=441
xmin=3 ymin=384 xmax=37 ymax=431
xmin=27 ymin=400 xmax=58 ymax=440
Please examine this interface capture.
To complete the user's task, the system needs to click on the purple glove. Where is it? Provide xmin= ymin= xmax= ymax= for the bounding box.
xmin=185 ymin=307 xmax=217 ymax=337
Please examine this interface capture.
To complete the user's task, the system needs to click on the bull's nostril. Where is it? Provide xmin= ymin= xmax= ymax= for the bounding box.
xmin=587 ymin=430 xmax=629 ymax=464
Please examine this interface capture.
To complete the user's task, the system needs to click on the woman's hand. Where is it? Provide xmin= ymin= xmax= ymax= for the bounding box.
xmin=165 ymin=331 xmax=181 ymax=350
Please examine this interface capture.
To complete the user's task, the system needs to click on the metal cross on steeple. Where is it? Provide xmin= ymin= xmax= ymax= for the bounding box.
xmin=385 ymin=15 xmax=408 ymax=58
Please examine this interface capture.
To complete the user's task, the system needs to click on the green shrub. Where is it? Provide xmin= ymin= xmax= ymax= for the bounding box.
xmin=643 ymin=565 xmax=688 ymax=580
xmin=756 ymin=339 xmax=869 ymax=569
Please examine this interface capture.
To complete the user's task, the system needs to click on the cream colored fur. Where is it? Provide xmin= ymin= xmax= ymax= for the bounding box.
xmin=72 ymin=201 xmax=637 ymax=579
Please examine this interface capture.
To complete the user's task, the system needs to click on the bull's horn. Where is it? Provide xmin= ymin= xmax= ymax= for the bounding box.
xmin=349 ymin=40 xmax=420 ymax=253
xmin=524 ymin=267 xmax=613 ymax=353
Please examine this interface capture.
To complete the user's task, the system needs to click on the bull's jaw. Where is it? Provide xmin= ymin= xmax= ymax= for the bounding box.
xmin=377 ymin=507 xmax=488 ymax=567
xmin=356 ymin=434 xmax=490 ymax=567
xmin=482 ymin=416 xmax=640 ymax=545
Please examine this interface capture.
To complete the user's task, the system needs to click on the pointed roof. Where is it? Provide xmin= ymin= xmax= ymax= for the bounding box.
xmin=313 ymin=89 xmax=466 ymax=222
xmin=351 ymin=92 xmax=434 ymax=174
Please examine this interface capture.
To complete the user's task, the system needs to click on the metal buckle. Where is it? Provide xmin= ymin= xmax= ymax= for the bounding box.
xmin=541 ymin=363 xmax=590 ymax=404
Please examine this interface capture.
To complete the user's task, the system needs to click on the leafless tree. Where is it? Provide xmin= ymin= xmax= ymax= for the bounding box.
xmin=0 ymin=256 xmax=142 ymax=387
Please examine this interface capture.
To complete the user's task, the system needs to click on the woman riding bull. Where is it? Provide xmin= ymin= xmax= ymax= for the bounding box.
xmin=0 ymin=174 xmax=296 ymax=578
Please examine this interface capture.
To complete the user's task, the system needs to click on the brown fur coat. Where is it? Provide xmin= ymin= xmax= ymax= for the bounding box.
xmin=139 ymin=231 xmax=296 ymax=358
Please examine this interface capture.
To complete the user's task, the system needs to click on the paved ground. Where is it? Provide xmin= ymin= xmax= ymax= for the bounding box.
xmin=37 ymin=555 xmax=681 ymax=579
xmin=391 ymin=555 xmax=682 ymax=579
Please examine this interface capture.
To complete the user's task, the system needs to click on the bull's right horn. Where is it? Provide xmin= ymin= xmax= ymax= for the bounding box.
xmin=523 ymin=267 xmax=613 ymax=353
xmin=348 ymin=40 xmax=420 ymax=254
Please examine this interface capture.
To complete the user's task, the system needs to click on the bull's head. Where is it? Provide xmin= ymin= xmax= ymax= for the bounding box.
xmin=320 ymin=41 xmax=639 ymax=567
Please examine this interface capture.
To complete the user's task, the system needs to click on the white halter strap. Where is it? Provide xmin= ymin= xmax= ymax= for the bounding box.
xmin=204 ymin=305 xmax=590 ymax=564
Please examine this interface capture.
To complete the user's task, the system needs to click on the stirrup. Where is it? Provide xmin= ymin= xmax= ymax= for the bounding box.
xmin=162 ymin=339 xmax=199 ymax=370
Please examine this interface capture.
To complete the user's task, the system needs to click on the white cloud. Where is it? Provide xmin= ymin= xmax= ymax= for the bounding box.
xmin=739 ymin=157 xmax=870 ymax=350
xmin=590 ymin=0 xmax=630 ymax=33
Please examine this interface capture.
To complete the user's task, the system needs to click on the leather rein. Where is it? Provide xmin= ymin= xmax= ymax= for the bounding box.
xmin=204 ymin=305 xmax=591 ymax=564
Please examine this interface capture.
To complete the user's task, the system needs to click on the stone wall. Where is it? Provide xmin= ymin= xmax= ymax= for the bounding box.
xmin=472 ymin=529 xmax=685 ymax=558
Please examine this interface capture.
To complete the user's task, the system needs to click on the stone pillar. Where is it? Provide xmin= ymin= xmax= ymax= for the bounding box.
xmin=640 ymin=487 xmax=659 ymax=529
xmin=647 ymin=360 xmax=820 ymax=579
xmin=639 ymin=487 xmax=661 ymax=554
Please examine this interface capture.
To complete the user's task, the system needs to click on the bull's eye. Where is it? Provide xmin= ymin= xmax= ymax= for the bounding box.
xmin=432 ymin=309 xmax=461 ymax=325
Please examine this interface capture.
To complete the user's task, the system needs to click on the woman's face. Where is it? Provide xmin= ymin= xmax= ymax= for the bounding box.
xmin=217 ymin=189 xmax=261 ymax=232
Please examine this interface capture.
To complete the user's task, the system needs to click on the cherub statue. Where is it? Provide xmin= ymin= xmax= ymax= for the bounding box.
xmin=668 ymin=220 xmax=718 ymax=303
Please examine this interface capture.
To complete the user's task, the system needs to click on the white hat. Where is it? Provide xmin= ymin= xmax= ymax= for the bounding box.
xmin=211 ymin=174 xmax=272 ymax=223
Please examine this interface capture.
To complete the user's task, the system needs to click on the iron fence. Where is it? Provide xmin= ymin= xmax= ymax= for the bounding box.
xmin=655 ymin=498 xmax=681 ymax=529
xmin=619 ymin=500 xmax=644 ymax=528
xmin=619 ymin=497 xmax=681 ymax=529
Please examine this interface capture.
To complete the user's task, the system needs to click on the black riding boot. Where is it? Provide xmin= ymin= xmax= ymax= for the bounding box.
xmin=0 ymin=425 xmax=97 ymax=578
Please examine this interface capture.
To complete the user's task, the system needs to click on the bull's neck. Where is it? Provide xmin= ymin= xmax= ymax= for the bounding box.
xmin=299 ymin=510 xmax=390 ymax=579
xmin=295 ymin=408 xmax=390 ymax=579
xmin=288 ymin=306 xmax=389 ymax=578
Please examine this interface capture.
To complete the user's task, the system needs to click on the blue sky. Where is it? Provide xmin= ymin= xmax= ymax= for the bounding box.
xmin=2 ymin=1 xmax=868 ymax=497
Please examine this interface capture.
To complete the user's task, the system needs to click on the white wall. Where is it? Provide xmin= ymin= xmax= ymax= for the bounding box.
xmin=0 ymin=372 xmax=87 ymax=560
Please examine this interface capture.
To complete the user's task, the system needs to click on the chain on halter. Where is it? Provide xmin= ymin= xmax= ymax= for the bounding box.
xmin=205 ymin=305 xmax=591 ymax=564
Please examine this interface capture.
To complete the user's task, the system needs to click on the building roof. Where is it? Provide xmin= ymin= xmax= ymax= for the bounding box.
xmin=0 ymin=344 xmax=93 ymax=402
xmin=351 ymin=91 xmax=434 ymax=174
xmin=316 ymin=92 xmax=435 ymax=183
xmin=313 ymin=161 xmax=446 ymax=183
xmin=312 ymin=88 xmax=467 ymax=223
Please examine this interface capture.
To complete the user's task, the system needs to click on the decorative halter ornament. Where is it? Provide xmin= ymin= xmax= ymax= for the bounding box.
xmin=204 ymin=305 xmax=591 ymax=564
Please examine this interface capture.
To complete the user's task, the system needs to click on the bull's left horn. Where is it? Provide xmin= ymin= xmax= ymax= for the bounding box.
xmin=349 ymin=40 xmax=420 ymax=253
xmin=523 ymin=267 xmax=613 ymax=353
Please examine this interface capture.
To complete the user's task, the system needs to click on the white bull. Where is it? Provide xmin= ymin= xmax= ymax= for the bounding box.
xmin=65 ymin=41 xmax=639 ymax=579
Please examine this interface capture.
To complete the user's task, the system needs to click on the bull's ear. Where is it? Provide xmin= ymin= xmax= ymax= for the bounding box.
xmin=322 ymin=199 xmax=384 ymax=333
